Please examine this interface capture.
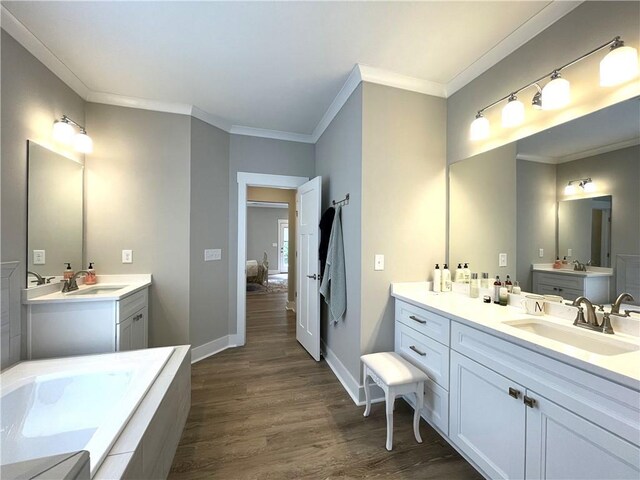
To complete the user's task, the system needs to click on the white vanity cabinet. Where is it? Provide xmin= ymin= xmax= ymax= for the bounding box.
xmin=532 ymin=270 xmax=611 ymax=303
xmin=27 ymin=287 xmax=149 ymax=359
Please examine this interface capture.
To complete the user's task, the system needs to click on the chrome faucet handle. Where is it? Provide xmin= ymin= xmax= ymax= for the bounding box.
xmin=596 ymin=304 xmax=605 ymax=311
xmin=601 ymin=312 xmax=615 ymax=334
xmin=573 ymin=306 xmax=586 ymax=325
xmin=624 ymin=309 xmax=640 ymax=316
xmin=46 ymin=277 xmax=55 ymax=284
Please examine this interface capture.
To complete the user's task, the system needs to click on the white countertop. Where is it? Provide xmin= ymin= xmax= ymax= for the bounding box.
xmin=391 ymin=282 xmax=640 ymax=390
xmin=532 ymin=263 xmax=614 ymax=277
xmin=22 ymin=274 xmax=152 ymax=304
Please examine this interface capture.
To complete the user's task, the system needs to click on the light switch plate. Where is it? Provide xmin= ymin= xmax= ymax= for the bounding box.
xmin=539 ymin=248 xmax=544 ymax=258
xmin=33 ymin=250 xmax=46 ymax=265
xmin=568 ymin=248 xmax=573 ymax=257
xmin=374 ymin=254 xmax=384 ymax=271
xmin=499 ymin=253 xmax=508 ymax=267
xmin=272 ymin=243 xmax=277 ymax=247
xmin=122 ymin=250 xmax=133 ymax=264
xmin=204 ymin=249 xmax=222 ymax=261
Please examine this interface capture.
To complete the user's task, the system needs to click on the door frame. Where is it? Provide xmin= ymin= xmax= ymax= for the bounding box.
xmin=236 ymin=172 xmax=309 ymax=346
xmin=277 ymin=218 xmax=289 ymax=273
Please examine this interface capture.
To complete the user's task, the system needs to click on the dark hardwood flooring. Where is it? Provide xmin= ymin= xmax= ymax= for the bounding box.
xmin=169 ymin=292 xmax=480 ymax=479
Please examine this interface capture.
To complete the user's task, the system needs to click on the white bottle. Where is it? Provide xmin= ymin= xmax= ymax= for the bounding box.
xmin=463 ymin=263 xmax=471 ymax=284
xmin=433 ymin=264 xmax=441 ymax=293
xmin=442 ymin=264 xmax=452 ymax=292
xmin=454 ymin=263 xmax=464 ymax=283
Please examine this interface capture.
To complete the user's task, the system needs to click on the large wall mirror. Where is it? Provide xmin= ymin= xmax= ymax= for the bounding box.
xmin=449 ymin=97 xmax=640 ymax=303
xmin=27 ymin=141 xmax=84 ymax=286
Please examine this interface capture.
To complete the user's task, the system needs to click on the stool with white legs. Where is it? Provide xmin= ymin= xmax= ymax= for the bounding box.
xmin=361 ymin=352 xmax=428 ymax=451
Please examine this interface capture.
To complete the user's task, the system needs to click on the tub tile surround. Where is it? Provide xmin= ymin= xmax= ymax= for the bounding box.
xmin=391 ymin=282 xmax=640 ymax=388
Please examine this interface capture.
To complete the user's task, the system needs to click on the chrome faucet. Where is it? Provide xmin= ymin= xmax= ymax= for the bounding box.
xmin=611 ymin=293 xmax=635 ymax=314
xmin=572 ymin=296 xmax=599 ymax=328
xmin=572 ymin=260 xmax=590 ymax=271
xmin=28 ymin=271 xmax=54 ymax=285
xmin=61 ymin=270 xmax=89 ymax=293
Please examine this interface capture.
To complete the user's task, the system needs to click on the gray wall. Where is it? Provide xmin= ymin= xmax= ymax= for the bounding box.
xmin=189 ymin=117 xmax=230 ymax=348
xmin=447 ymin=2 xmax=640 ymax=164
xmin=228 ymin=135 xmax=315 ymax=334
xmin=1 ymin=29 xmax=85 ymax=365
xmin=516 ymin=159 xmax=557 ymax=291
xmin=315 ymin=84 xmax=363 ymax=384
xmin=360 ymin=82 xmax=446 ymax=356
xmin=85 ymin=103 xmax=191 ymax=347
xmin=247 ymin=206 xmax=288 ymax=269
xmin=449 ymin=143 xmax=517 ymax=281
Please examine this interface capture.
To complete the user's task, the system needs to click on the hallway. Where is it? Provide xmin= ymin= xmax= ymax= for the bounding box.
xmin=169 ymin=293 xmax=480 ymax=479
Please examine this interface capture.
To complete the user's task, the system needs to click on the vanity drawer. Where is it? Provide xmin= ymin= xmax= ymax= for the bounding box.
xmin=535 ymin=283 xmax=583 ymax=301
xmin=119 ymin=289 xmax=148 ymax=321
xmin=396 ymin=300 xmax=450 ymax=346
xmin=534 ymin=272 xmax=583 ymax=290
xmin=395 ymin=321 xmax=449 ymax=389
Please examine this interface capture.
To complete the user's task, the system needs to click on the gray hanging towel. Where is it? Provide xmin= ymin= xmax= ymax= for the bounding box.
xmin=319 ymin=205 xmax=346 ymax=323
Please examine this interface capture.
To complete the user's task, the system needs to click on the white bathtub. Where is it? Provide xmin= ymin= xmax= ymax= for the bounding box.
xmin=1 ymin=347 xmax=174 ymax=477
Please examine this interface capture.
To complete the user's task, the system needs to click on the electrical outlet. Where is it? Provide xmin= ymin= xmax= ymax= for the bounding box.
xmin=204 ymin=249 xmax=222 ymax=261
xmin=374 ymin=254 xmax=384 ymax=271
xmin=272 ymin=243 xmax=277 ymax=247
xmin=122 ymin=250 xmax=133 ymax=264
xmin=567 ymin=248 xmax=573 ymax=257
xmin=539 ymin=248 xmax=544 ymax=258
xmin=499 ymin=253 xmax=508 ymax=267
xmin=33 ymin=250 xmax=46 ymax=265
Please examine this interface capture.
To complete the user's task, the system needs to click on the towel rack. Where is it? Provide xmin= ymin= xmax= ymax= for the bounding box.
xmin=332 ymin=193 xmax=350 ymax=207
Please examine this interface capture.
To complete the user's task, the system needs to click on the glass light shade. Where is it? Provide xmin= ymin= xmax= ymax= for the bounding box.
xmin=542 ymin=76 xmax=571 ymax=110
xmin=564 ymin=184 xmax=576 ymax=195
xmin=583 ymin=180 xmax=596 ymax=193
xmin=600 ymin=45 xmax=639 ymax=86
xmin=52 ymin=120 xmax=75 ymax=144
xmin=469 ymin=115 xmax=490 ymax=141
xmin=502 ymin=98 xmax=525 ymax=127
xmin=73 ymin=132 xmax=93 ymax=153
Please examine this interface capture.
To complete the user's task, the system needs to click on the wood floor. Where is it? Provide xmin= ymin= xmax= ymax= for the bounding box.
xmin=168 ymin=292 xmax=481 ymax=479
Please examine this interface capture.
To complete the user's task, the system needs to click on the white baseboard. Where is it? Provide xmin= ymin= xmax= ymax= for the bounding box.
xmin=286 ymin=300 xmax=296 ymax=312
xmin=191 ymin=334 xmax=240 ymax=364
xmin=268 ymin=269 xmax=279 ymax=275
xmin=321 ymin=340 xmax=384 ymax=406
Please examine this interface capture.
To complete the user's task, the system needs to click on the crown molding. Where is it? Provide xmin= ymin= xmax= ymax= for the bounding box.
xmin=87 ymin=91 xmax=191 ymax=115
xmin=191 ymin=106 xmax=232 ymax=132
xmin=446 ymin=1 xmax=582 ymax=96
xmin=359 ymin=64 xmax=447 ymax=98
xmin=1 ymin=5 xmax=90 ymax=98
xmin=516 ymin=137 xmax=640 ymax=164
xmin=230 ymin=125 xmax=314 ymax=144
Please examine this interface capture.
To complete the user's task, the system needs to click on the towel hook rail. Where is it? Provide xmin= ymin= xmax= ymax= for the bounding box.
xmin=332 ymin=193 xmax=350 ymax=207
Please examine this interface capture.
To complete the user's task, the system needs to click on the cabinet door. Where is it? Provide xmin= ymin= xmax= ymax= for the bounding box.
xmin=450 ymin=351 xmax=526 ymax=479
xmin=131 ymin=307 xmax=148 ymax=350
xmin=117 ymin=316 xmax=133 ymax=351
xmin=525 ymin=391 xmax=640 ymax=480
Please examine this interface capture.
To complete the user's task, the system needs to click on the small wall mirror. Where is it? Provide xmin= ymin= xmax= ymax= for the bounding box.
xmin=27 ymin=141 xmax=84 ymax=286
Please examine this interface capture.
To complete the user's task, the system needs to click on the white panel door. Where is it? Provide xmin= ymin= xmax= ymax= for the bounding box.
xmin=296 ymin=176 xmax=321 ymax=361
xmin=450 ymin=351 xmax=526 ymax=480
xmin=525 ymin=390 xmax=640 ymax=480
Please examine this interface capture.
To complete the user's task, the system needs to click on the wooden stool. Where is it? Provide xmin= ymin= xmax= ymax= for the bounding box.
xmin=361 ymin=352 xmax=428 ymax=451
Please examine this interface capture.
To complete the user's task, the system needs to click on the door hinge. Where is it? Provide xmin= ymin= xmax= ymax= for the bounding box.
xmin=296 ymin=210 xmax=299 ymax=217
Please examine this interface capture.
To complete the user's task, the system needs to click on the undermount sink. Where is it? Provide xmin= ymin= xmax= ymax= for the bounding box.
xmin=66 ymin=285 xmax=128 ymax=295
xmin=503 ymin=318 xmax=639 ymax=356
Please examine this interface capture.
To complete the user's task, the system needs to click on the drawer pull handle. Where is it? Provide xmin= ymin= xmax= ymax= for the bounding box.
xmin=409 ymin=315 xmax=426 ymax=324
xmin=409 ymin=345 xmax=426 ymax=356
xmin=524 ymin=395 xmax=536 ymax=408
xmin=508 ymin=387 xmax=521 ymax=399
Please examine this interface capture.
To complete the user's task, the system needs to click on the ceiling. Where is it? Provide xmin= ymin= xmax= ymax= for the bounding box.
xmin=3 ymin=1 xmax=579 ymax=140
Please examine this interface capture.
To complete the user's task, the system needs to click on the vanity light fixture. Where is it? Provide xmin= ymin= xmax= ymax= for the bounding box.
xmin=564 ymin=178 xmax=595 ymax=195
xmin=469 ymin=36 xmax=639 ymax=140
xmin=52 ymin=115 xmax=93 ymax=153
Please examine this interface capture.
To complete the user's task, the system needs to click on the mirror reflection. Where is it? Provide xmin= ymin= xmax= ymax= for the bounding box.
xmin=27 ymin=141 xmax=84 ymax=286
xmin=449 ymin=97 xmax=640 ymax=303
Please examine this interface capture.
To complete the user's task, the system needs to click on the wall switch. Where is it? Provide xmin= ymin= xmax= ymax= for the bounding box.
xmin=567 ymin=248 xmax=572 ymax=257
xmin=374 ymin=254 xmax=384 ymax=271
xmin=122 ymin=250 xmax=133 ymax=264
xmin=204 ymin=249 xmax=222 ymax=261
xmin=33 ymin=250 xmax=45 ymax=265
xmin=272 ymin=242 xmax=277 ymax=247
xmin=499 ymin=253 xmax=508 ymax=267
xmin=539 ymin=248 xmax=544 ymax=258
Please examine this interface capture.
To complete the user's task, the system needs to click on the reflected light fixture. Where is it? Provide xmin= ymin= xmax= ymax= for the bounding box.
xmin=565 ymin=178 xmax=595 ymax=195
xmin=469 ymin=35 xmax=639 ymax=141
xmin=52 ymin=115 xmax=93 ymax=153
xmin=502 ymin=94 xmax=525 ymax=127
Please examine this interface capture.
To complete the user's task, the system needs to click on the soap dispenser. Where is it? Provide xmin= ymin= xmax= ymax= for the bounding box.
xmin=442 ymin=264 xmax=452 ymax=292
xmin=63 ymin=263 xmax=74 ymax=280
xmin=455 ymin=263 xmax=464 ymax=283
xmin=463 ymin=263 xmax=471 ymax=284
xmin=433 ymin=264 xmax=441 ymax=293
xmin=85 ymin=262 xmax=97 ymax=285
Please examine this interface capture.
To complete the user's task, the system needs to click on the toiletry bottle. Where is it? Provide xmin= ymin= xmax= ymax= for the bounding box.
xmin=505 ymin=275 xmax=513 ymax=293
xmin=481 ymin=273 xmax=489 ymax=289
xmin=442 ymin=264 xmax=452 ymax=292
xmin=63 ymin=263 xmax=74 ymax=280
xmin=512 ymin=281 xmax=521 ymax=295
xmin=85 ymin=262 xmax=97 ymax=285
xmin=470 ymin=273 xmax=479 ymax=298
xmin=455 ymin=263 xmax=463 ymax=283
xmin=562 ymin=256 xmax=569 ymax=266
xmin=493 ymin=275 xmax=502 ymax=304
xmin=553 ymin=256 xmax=562 ymax=269
xmin=499 ymin=287 xmax=508 ymax=306
xmin=463 ymin=263 xmax=471 ymax=284
xmin=433 ymin=264 xmax=441 ymax=293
